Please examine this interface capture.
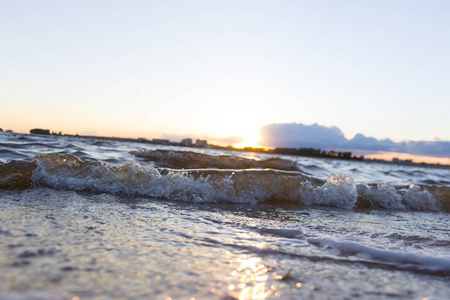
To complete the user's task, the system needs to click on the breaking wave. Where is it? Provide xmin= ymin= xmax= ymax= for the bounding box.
xmin=0 ymin=153 xmax=447 ymax=211
xmin=131 ymin=149 xmax=301 ymax=171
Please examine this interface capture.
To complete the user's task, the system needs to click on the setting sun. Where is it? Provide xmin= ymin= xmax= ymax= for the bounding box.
xmin=233 ymin=132 xmax=263 ymax=149
xmin=233 ymin=139 xmax=261 ymax=149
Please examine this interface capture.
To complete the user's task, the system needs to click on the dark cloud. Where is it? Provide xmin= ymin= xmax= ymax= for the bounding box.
xmin=347 ymin=134 xmax=397 ymax=151
xmin=258 ymin=123 xmax=450 ymax=158
xmin=403 ymin=140 xmax=450 ymax=157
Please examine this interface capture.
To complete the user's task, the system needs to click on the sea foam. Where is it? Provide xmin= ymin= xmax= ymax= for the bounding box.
xmin=0 ymin=153 xmax=446 ymax=211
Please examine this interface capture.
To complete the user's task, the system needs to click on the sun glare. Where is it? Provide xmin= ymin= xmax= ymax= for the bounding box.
xmin=233 ymin=132 xmax=262 ymax=149
xmin=234 ymin=139 xmax=261 ymax=149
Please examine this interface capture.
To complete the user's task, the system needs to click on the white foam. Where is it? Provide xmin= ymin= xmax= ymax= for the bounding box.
xmin=27 ymin=154 xmax=443 ymax=211
xmin=357 ymin=182 xmax=404 ymax=209
xmin=32 ymin=156 xmax=224 ymax=203
xmin=402 ymin=184 xmax=440 ymax=211
xmin=301 ymin=174 xmax=358 ymax=209
xmin=308 ymin=237 xmax=450 ymax=274
xmin=357 ymin=182 xmax=440 ymax=211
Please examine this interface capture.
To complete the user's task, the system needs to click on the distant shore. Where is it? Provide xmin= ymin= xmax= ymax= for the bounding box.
xmin=1 ymin=128 xmax=449 ymax=169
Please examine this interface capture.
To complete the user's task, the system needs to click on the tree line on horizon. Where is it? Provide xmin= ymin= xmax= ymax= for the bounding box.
xmin=245 ymin=147 xmax=364 ymax=161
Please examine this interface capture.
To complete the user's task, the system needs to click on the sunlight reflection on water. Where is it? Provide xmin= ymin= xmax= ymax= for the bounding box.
xmin=228 ymin=255 xmax=273 ymax=300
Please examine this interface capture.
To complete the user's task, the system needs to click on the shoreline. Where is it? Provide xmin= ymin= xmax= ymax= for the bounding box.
xmin=1 ymin=130 xmax=449 ymax=169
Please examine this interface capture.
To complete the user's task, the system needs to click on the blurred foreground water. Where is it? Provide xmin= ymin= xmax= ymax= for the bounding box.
xmin=0 ymin=133 xmax=449 ymax=299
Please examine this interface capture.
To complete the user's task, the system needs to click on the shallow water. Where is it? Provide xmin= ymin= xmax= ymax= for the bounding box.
xmin=0 ymin=132 xmax=449 ymax=299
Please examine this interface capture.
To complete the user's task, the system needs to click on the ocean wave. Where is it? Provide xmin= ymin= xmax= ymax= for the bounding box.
xmin=0 ymin=153 xmax=447 ymax=211
xmin=131 ymin=149 xmax=301 ymax=171
xmin=356 ymin=182 xmax=441 ymax=211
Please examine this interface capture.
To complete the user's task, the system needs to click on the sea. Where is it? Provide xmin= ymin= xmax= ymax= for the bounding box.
xmin=0 ymin=132 xmax=449 ymax=300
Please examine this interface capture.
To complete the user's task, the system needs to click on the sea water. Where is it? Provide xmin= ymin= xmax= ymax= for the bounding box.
xmin=0 ymin=132 xmax=449 ymax=299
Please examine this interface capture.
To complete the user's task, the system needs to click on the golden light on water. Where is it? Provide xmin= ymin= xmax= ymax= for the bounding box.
xmin=229 ymin=256 xmax=273 ymax=300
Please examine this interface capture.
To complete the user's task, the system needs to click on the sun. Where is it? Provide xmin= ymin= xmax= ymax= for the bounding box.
xmin=233 ymin=133 xmax=262 ymax=149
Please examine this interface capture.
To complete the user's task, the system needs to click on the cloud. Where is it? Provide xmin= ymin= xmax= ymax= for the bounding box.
xmin=403 ymin=140 xmax=450 ymax=157
xmin=259 ymin=123 xmax=347 ymax=149
xmin=347 ymin=134 xmax=397 ymax=151
xmin=258 ymin=123 xmax=450 ymax=158
xmin=9 ymin=70 xmax=19 ymax=75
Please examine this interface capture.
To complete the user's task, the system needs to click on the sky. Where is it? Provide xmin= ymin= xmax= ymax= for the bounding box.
xmin=1 ymin=1 xmax=449 ymax=160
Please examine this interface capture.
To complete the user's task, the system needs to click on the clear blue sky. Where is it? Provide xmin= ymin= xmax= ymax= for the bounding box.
xmin=1 ymin=0 xmax=449 ymax=146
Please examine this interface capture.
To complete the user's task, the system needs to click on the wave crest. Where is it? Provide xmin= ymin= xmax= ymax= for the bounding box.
xmin=131 ymin=149 xmax=301 ymax=171
xmin=0 ymin=154 xmax=447 ymax=211
xmin=356 ymin=182 xmax=441 ymax=211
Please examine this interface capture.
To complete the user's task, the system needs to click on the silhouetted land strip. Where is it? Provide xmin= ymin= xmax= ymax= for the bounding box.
xmin=10 ymin=128 xmax=449 ymax=169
